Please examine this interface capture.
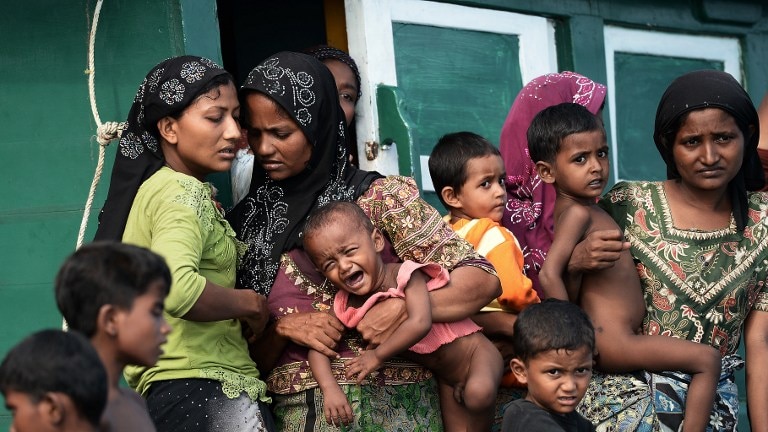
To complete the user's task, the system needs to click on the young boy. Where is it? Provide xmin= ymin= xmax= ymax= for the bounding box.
xmin=303 ymin=201 xmax=502 ymax=432
xmin=0 ymin=329 xmax=107 ymax=432
xmin=531 ymin=102 xmax=721 ymax=431
xmin=503 ymin=299 xmax=595 ymax=432
xmin=55 ymin=241 xmax=172 ymax=432
xmin=428 ymin=131 xmax=539 ymax=386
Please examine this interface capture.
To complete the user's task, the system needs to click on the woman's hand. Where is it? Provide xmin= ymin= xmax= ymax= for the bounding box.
xmin=356 ymin=298 xmax=407 ymax=349
xmin=241 ymin=293 xmax=269 ymax=340
xmin=274 ymin=311 xmax=345 ymax=358
xmin=567 ymin=229 xmax=630 ymax=274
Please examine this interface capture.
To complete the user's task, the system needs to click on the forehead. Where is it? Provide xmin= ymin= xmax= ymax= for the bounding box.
xmin=323 ymin=59 xmax=357 ymax=88
xmin=678 ymin=107 xmax=738 ymax=129
xmin=465 ymin=154 xmax=504 ymax=173
xmin=529 ymin=345 xmax=593 ymax=366
xmin=559 ymin=130 xmax=606 ymax=151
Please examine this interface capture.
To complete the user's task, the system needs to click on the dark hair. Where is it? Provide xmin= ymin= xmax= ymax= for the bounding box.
xmin=513 ymin=299 xmax=595 ymax=362
xmin=55 ymin=241 xmax=171 ymax=337
xmin=527 ymin=102 xmax=604 ymax=164
xmin=303 ymin=201 xmax=373 ymax=243
xmin=428 ymin=131 xmax=501 ymax=208
xmin=0 ymin=329 xmax=107 ymax=426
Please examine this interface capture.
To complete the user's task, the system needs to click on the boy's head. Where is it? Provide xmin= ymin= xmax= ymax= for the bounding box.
xmin=55 ymin=241 xmax=172 ymax=366
xmin=511 ymin=299 xmax=595 ymax=415
xmin=303 ymin=201 xmax=385 ymax=297
xmin=0 ymin=329 xmax=107 ymax=431
xmin=527 ymin=103 xmax=609 ymax=200
xmin=428 ymin=131 xmax=506 ymax=222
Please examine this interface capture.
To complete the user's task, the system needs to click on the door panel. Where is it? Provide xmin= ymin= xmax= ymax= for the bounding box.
xmin=346 ymin=0 xmax=556 ymax=211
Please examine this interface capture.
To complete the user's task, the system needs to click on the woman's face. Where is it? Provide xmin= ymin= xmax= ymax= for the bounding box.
xmin=245 ymin=92 xmax=312 ymax=181
xmin=162 ymin=82 xmax=241 ymax=181
xmin=323 ymin=59 xmax=358 ymax=126
xmin=671 ymin=107 xmax=744 ymax=193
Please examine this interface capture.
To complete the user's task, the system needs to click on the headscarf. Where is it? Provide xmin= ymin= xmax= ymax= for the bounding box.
xmin=653 ymin=69 xmax=764 ymax=231
xmin=226 ymin=52 xmax=381 ymax=295
xmin=304 ymin=45 xmax=362 ymax=100
xmin=499 ymin=71 xmax=606 ymax=297
xmin=94 ymin=56 xmax=231 ymax=241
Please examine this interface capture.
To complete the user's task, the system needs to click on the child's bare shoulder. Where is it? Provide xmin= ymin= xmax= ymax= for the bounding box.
xmin=587 ymin=204 xmax=621 ymax=232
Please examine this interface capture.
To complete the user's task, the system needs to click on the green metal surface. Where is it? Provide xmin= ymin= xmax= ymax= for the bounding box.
xmin=0 ymin=0 xmax=221 ymax=427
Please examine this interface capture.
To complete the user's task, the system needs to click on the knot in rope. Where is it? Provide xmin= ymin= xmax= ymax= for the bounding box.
xmin=96 ymin=121 xmax=126 ymax=146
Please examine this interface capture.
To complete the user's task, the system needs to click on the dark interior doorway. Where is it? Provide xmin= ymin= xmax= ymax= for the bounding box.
xmin=217 ymin=1 xmax=329 ymax=86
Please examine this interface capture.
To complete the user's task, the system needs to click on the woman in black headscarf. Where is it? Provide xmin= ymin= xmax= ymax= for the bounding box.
xmin=573 ymin=70 xmax=768 ymax=431
xmin=227 ymin=51 xmax=501 ymax=431
xmin=94 ymin=56 xmax=274 ymax=431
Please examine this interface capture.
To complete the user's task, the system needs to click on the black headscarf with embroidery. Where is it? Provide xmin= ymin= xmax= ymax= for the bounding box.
xmin=654 ymin=69 xmax=764 ymax=232
xmin=226 ymin=52 xmax=382 ymax=295
xmin=94 ymin=56 xmax=232 ymax=241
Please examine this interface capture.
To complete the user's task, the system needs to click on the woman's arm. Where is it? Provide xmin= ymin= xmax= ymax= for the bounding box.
xmin=567 ymin=229 xmax=630 ymax=274
xmin=428 ymin=265 xmax=500 ymax=322
xmin=744 ymin=309 xmax=768 ymax=430
xmin=183 ymin=281 xmax=267 ymax=323
xmin=356 ymin=176 xmax=500 ymax=343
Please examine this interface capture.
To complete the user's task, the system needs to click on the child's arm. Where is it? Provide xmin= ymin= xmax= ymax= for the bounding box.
xmin=539 ymin=205 xmax=591 ymax=301
xmin=597 ymin=331 xmax=720 ymax=432
xmin=346 ymin=270 xmax=431 ymax=383
xmin=308 ymin=349 xmax=353 ymax=426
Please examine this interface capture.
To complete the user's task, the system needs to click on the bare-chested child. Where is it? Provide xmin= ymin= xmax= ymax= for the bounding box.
xmin=532 ymin=103 xmax=721 ymax=432
xmin=303 ymin=201 xmax=502 ymax=432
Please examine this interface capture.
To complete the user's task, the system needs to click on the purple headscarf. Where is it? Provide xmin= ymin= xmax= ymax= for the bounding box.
xmin=499 ymin=71 xmax=606 ymax=297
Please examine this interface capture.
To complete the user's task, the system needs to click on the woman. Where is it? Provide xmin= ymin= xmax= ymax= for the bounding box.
xmin=499 ymin=72 xmax=606 ymax=298
xmin=573 ymin=70 xmax=768 ymax=431
xmin=231 ymin=45 xmax=363 ymax=205
xmin=226 ymin=51 xmax=500 ymax=431
xmin=94 ymin=56 xmax=273 ymax=431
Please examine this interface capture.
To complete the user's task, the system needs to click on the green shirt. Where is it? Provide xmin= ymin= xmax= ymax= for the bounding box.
xmin=123 ymin=167 xmax=267 ymax=402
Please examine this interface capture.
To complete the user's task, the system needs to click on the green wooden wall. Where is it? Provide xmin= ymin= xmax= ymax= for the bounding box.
xmin=0 ymin=0 xmax=222 ymax=427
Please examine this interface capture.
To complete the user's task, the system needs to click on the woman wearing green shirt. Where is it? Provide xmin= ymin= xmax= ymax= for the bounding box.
xmin=94 ymin=56 xmax=273 ymax=431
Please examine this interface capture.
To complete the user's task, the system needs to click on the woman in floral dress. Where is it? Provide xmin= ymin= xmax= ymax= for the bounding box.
xmin=573 ymin=70 xmax=768 ymax=431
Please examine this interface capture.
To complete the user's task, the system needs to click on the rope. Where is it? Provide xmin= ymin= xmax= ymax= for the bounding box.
xmin=76 ymin=0 xmax=125 ymax=249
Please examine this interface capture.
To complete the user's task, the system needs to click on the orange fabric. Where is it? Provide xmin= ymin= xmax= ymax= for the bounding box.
xmin=449 ymin=217 xmax=539 ymax=312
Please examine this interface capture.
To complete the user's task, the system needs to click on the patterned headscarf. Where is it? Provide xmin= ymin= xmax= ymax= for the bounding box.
xmin=94 ymin=56 xmax=231 ymax=241
xmin=305 ymin=45 xmax=362 ymax=100
xmin=654 ymin=69 xmax=764 ymax=231
xmin=226 ymin=52 xmax=381 ymax=295
xmin=499 ymin=71 xmax=606 ymax=297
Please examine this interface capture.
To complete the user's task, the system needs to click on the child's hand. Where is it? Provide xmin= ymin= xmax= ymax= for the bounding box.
xmin=323 ymin=385 xmax=353 ymax=427
xmin=345 ymin=350 xmax=383 ymax=384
